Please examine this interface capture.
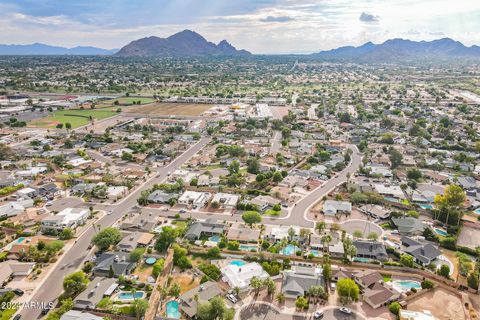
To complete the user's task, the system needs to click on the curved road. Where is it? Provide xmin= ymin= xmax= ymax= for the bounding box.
xmin=18 ymin=138 xmax=210 ymax=319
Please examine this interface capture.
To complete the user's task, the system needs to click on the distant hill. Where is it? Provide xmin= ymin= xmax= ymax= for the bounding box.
xmin=0 ymin=43 xmax=117 ymax=55
xmin=312 ymin=38 xmax=480 ymax=61
xmin=115 ymin=29 xmax=251 ymax=57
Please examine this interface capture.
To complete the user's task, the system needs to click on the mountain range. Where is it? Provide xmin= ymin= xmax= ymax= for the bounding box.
xmin=0 ymin=43 xmax=117 ymax=55
xmin=0 ymin=33 xmax=479 ymax=61
xmin=114 ymin=30 xmax=251 ymax=57
xmin=312 ymin=38 xmax=480 ymax=61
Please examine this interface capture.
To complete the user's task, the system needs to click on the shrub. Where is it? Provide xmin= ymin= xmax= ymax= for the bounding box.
xmin=421 ymin=279 xmax=434 ymax=289
xmin=389 ymin=302 xmax=401 ymax=315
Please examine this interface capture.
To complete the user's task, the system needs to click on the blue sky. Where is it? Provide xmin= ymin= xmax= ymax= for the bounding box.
xmin=1 ymin=0 xmax=480 ymax=53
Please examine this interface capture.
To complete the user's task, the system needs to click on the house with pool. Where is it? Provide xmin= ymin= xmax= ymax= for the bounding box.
xmin=400 ymin=236 xmax=441 ymax=266
xmin=391 ymin=217 xmax=427 ymax=236
xmin=226 ymin=225 xmax=260 ymax=243
xmin=184 ymin=218 xmax=225 ymax=241
xmin=179 ymin=281 xmax=222 ymax=318
xmin=354 ymin=270 xmax=399 ymax=309
xmin=74 ymin=277 xmax=118 ymax=309
xmin=221 ymin=262 xmax=269 ymax=290
xmin=352 ymin=240 xmax=388 ymax=261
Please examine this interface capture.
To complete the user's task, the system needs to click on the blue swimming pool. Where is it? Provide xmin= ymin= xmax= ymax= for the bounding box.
xmin=310 ymin=249 xmax=321 ymax=257
xmin=280 ymin=244 xmax=299 ymax=255
xmin=384 ymin=197 xmax=401 ymax=203
xmin=145 ymin=257 xmax=156 ymax=265
xmin=393 ymin=280 xmax=421 ymax=292
xmin=418 ymin=204 xmax=434 ymax=210
xmin=230 ymin=260 xmax=246 ymax=267
xmin=166 ymin=300 xmax=180 ymax=319
xmin=117 ymin=291 xmax=146 ymax=301
xmin=3 ymin=237 xmax=26 ymax=251
xmin=239 ymin=244 xmax=257 ymax=251
xmin=474 ymin=208 xmax=480 ymax=215
xmin=208 ymin=235 xmax=221 ymax=243
xmin=353 ymin=257 xmax=372 ymax=263
xmin=434 ymin=228 xmax=448 ymax=237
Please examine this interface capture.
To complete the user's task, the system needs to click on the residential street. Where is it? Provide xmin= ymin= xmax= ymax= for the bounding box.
xmin=18 ymin=138 xmax=210 ymax=319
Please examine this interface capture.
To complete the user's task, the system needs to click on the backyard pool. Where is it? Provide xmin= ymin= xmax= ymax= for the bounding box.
xmin=3 ymin=237 xmax=26 ymax=251
xmin=392 ymin=280 xmax=421 ymax=292
xmin=116 ymin=291 xmax=146 ymax=301
xmin=280 ymin=244 xmax=299 ymax=255
xmin=384 ymin=197 xmax=401 ymax=203
xmin=474 ymin=208 xmax=480 ymax=215
xmin=239 ymin=244 xmax=257 ymax=251
xmin=230 ymin=260 xmax=246 ymax=267
xmin=208 ymin=235 xmax=221 ymax=243
xmin=353 ymin=257 xmax=372 ymax=263
xmin=145 ymin=257 xmax=157 ymax=265
xmin=310 ymin=249 xmax=321 ymax=257
xmin=166 ymin=300 xmax=181 ymax=319
xmin=418 ymin=204 xmax=434 ymax=210
xmin=434 ymin=228 xmax=448 ymax=237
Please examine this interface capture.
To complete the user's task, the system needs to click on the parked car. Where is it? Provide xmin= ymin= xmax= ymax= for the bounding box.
xmin=13 ymin=289 xmax=24 ymax=296
xmin=339 ymin=307 xmax=352 ymax=314
xmin=12 ymin=315 xmax=21 ymax=320
xmin=226 ymin=294 xmax=237 ymax=303
xmin=314 ymin=311 xmax=324 ymax=319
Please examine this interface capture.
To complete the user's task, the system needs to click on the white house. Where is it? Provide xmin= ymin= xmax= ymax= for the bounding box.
xmin=221 ymin=262 xmax=269 ymax=290
xmin=106 ymin=186 xmax=128 ymax=200
xmin=211 ymin=193 xmax=239 ymax=209
xmin=323 ymin=200 xmax=352 ymax=216
xmin=178 ymin=191 xmax=211 ymax=208
xmin=42 ymin=208 xmax=89 ymax=231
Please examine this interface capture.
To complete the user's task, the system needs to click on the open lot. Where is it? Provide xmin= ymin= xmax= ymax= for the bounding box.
xmin=106 ymin=97 xmax=155 ymax=105
xmin=406 ymin=287 xmax=466 ymax=320
xmin=28 ymin=108 xmax=118 ymax=128
xmin=124 ymin=103 xmax=213 ymax=116
xmin=457 ymin=224 xmax=480 ymax=249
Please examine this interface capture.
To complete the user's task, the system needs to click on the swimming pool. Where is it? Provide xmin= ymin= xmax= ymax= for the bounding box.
xmin=384 ymin=197 xmax=401 ymax=203
xmin=434 ymin=228 xmax=448 ymax=237
xmin=474 ymin=208 xmax=480 ymax=215
xmin=310 ymin=249 xmax=321 ymax=257
xmin=116 ymin=291 xmax=146 ymax=301
xmin=239 ymin=244 xmax=257 ymax=251
xmin=166 ymin=300 xmax=180 ymax=319
xmin=230 ymin=260 xmax=246 ymax=267
xmin=353 ymin=257 xmax=372 ymax=263
xmin=208 ymin=235 xmax=221 ymax=243
xmin=3 ymin=237 xmax=26 ymax=251
xmin=145 ymin=257 xmax=157 ymax=265
xmin=280 ymin=244 xmax=299 ymax=255
xmin=418 ymin=204 xmax=434 ymax=210
xmin=393 ymin=280 xmax=421 ymax=292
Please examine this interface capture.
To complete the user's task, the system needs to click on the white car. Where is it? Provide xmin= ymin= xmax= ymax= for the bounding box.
xmin=226 ymin=294 xmax=237 ymax=304
xmin=314 ymin=311 xmax=324 ymax=319
xmin=339 ymin=307 xmax=352 ymax=314
xmin=107 ymin=210 xmax=113 ymax=215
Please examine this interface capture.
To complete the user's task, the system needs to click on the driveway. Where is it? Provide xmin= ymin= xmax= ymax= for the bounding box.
xmin=340 ymin=219 xmax=383 ymax=238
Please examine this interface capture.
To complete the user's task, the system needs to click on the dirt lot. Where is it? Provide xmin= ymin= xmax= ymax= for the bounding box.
xmin=124 ymin=103 xmax=213 ymax=116
xmin=457 ymin=225 xmax=480 ymax=249
xmin=407 ymin=287 xmax=466 ymax=320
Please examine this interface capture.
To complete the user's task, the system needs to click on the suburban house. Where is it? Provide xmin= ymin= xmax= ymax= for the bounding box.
xmin=147 ymin=190 xmax=178 ymax=204
xmin=354 ymin=270 xmax=399 ymax=309
xmin=391 ymin=217 xmax=427 ymax=235
xmin=226 ymin=226 xmax=260 ymax=243
xmin=211 ymin=193 xmax=239 ymax=209
xmin=250 ymin=195 xmax=281 ymax=212
xmin=0 ymin=199 xmax=34 ymax=218
xmin=92 ymin=252 xmax=136 ymax=277
xmin=120 ymin=211 xmax=159 ymax=232
xmin=360 ymin=204 xmax=390 ymax=219
xmin=281 ymin=266 xmax=324 ymax=298
xmin=352 ymin=240 xmax=388 ymax=261
xmin=0 ymin=261 xmax=35 ymax=286
xmin=184 ymin=218 xmax=225 ymax=240
xmin=179 ymin=281 xmax=222 ymax=318
xmin=41 ymin=207 xmax=89 ymax=232
xmin=264 ymin=226 xmax=301 ymax=243
xmin=117 ymin=231 xmax=154 ymax=252
xmin=401 ymin=237 xmax=441 ymax=266
xmin=60 ymin=310 xmax=104 ymax=320
xmin=322 ymin=200 xmax=352 ymax=216
xmin=178 ymin=191 xmax=211 ymax=208
xmin=73 ymin=277 xmax=118 ymax=309
xmin=221 ymin=262 xmax=269 ymax=290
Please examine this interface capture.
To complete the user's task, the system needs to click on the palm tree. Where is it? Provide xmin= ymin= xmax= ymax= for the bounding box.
xmin=275 ymin=292 xmax=285 ymax=304
xmin=233 ymin=287 xmax=240 ymax=297
xmin=250 ymin=276 xmax=262 ymax=296
xmin=315 ymin=221 xmax=326 ymax=234
xmin=264 ymin=277 xmax=276 ymax=297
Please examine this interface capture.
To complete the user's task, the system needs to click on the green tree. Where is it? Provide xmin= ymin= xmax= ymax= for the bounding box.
xmin=207 ymin=247 xmax=221 ymax=259
xmin=169 ymin=283 xmax=181 ymax=297
xmin=129 ymin=248 xmax=145 ymax=262
xmin=247 ymin=158 xmax=260 ymax=174
xmin=122 ymin=151 xmax=134 ymax=161
xmin=264 ymin=277 xmax=276 ymax=296
xmin=400 ymin=254 xmax=414 ymax=267
xmin=92 ymin=227 xmax=121 ymax=251
xmin=152 ymin=258 xmax=165 ymax=278
xmin=389 ymin=301 xmax=401 ymax=316
xmin=242 ymin=211 xmax=262 ymax=226
xmin=467 ymin=272 xmax=479 ymax=290
xmin=316 ymin=221 xmax=326 ymax=234
xmin=438 ymin=264 xmax=450 ymax=278
xmin=367 ymin=232 xmax=379 ymax=241
xmin=197 ymin=296 xmax=234 ymax=320
xmin=63 ymin=271 xmax=89 ymax=296
xmin=250 ymin=276 xmax=263 ymax=294
xmin=154 ymin=226 xmax=178 ymax=252
xmin=336 ymin=278 xmax=359 ymax=304
xmin=389 ymin=149 xmax=403 ymax=169
xmin=295 ymin=296 xmax=309 ymax=310
xmin=59 ymin=228 xmax=74 ymax=240
xmin=133 ymin=298 xmax=148 ymax=320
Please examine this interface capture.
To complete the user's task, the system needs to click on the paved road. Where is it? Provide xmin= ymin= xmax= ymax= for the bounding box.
xmin=288 ymin=144 xmax=362 ymax=227
xmin=19 ymin=138 xmax=210 ymax=319
xmin=271 ymin=131 xmax=282 ymax=154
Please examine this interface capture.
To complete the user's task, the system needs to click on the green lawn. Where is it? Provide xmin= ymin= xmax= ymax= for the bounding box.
xmin=109 ymin=97 xmax=155 ymax=105
xmin=29 ymin=108 xmax=119 ymax=128
xmin=0 ymin=308 xmax=17 ymax=320
xmin=382 ymin=274 xmax=392 ymax=282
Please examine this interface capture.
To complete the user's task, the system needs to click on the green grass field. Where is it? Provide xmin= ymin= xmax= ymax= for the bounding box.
xmin=107 ymin=97 xmax=155 ymax=105
xmin=29 ymin=108 xmax=118 ymax=128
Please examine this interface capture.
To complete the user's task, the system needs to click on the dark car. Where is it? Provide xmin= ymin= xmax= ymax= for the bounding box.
xmin=13 ymin=289 xmax=24 ymax=296
xmin=41 ymin=307 xmax=50 ymax=315
xmin=13 ymin=315 xmax=21 ymax=320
